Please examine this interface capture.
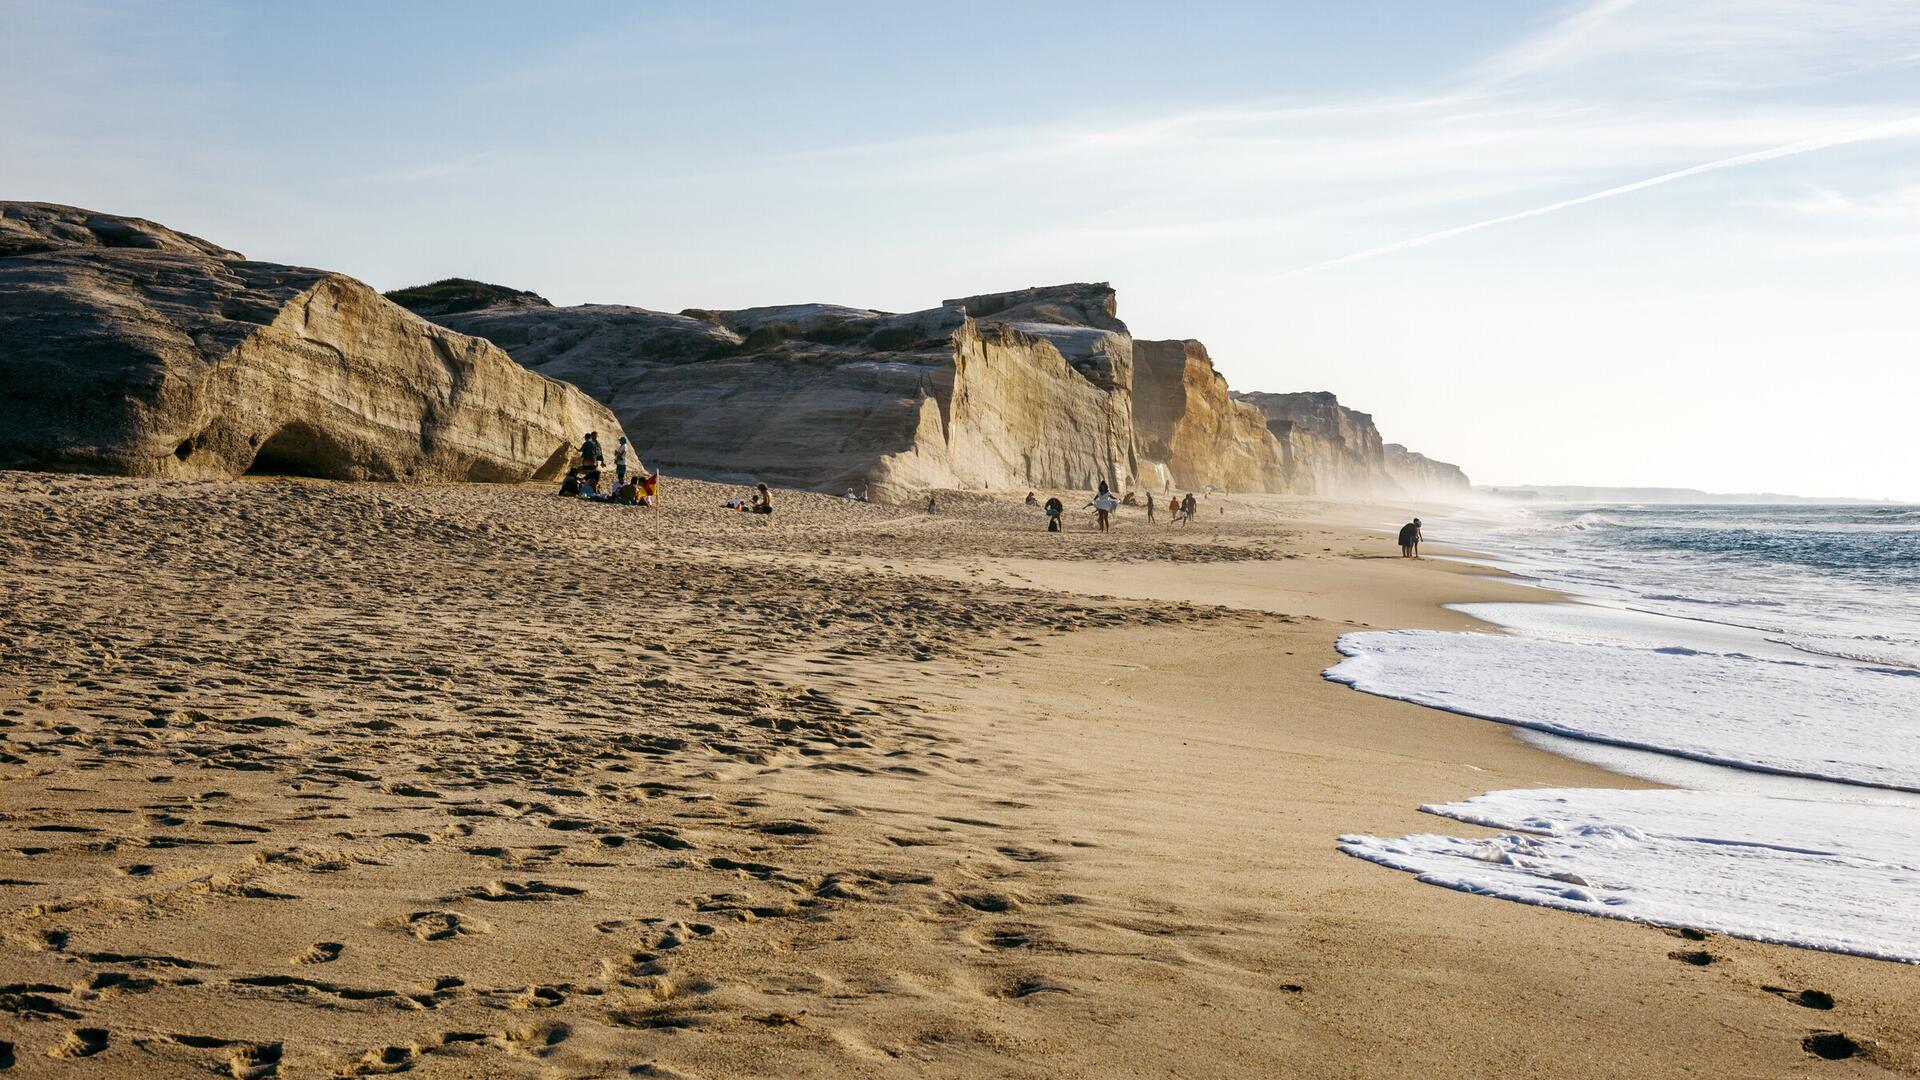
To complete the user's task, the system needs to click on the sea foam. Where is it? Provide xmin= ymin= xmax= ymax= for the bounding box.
xmin=1327 ymin=629 xmax=1920 ymax=792
xmin=1339 ymin=788 xmax=1920 ymax=964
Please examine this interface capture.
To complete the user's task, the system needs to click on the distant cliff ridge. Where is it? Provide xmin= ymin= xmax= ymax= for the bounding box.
xmin=1385 ymin=444 xmax=1471 ymax=495
xmin=405 ymin=279 xmax=1470 ymax=499
xmin=1230 ymin=391 xmax=1471 ymax=498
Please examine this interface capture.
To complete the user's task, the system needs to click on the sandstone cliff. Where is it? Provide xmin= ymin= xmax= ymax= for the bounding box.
xmin=401 ymin=275 xmax=1470 ymax=500
xmin=1130 ymin=339 xmax=1286 ymax=492
xmin=421 ymin=283 xmax=1140 ymax=494
xmin=0 ymin=203 xmax=618 ymax=481
xmin=1383 ymin=443 xmax=1472 ymax=496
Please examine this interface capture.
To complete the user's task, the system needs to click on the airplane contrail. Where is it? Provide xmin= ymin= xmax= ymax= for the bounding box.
xmin=1283 ymin=113 xmax=1920 ymax=278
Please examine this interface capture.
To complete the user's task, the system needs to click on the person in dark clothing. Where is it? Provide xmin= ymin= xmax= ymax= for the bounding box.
xmin=1044 ymin=496 xmax=1064 ymax=532
xmin=558 ymin=468 xmax=582 ymax=497
xmin=1180 ymin=493 xmax=1198 ymax=524
xmin=580 ymin=432 xmax=603 ymax=469
xmin=1398 ymin=518 xmax=1423 ymax=557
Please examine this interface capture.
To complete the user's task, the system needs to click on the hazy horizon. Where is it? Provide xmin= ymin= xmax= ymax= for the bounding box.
xmin=7 ymin=1 xmax=1919 ymax=499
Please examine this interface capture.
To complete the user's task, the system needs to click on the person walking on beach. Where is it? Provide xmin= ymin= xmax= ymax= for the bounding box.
xmin=1180 ymin=493 xmax=1197 ymax=525
xmin=1146 ymin=492 xmax=1156 ymax=524
xmin=1398 ymin=517 xmax=1422 ymax=557
xmin=1087 ymin=485 xmax=1119 ymax=533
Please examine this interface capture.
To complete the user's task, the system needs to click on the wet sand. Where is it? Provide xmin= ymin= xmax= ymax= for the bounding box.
xmin=1 ymin=474 xmax=1914 ymax=1077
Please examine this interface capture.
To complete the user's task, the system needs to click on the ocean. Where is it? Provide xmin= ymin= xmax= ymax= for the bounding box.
xmin=1329 ymin=503 xmax=1920 ymax=964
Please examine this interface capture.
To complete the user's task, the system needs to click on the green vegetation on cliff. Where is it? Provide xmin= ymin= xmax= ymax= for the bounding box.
xmin=384 ymin=278 xmax=550 ymax=317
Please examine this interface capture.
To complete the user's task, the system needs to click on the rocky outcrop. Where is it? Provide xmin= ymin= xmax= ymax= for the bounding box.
xmin=1384 ymin=443 xmax=1471 ymax=496
xmin=1228 ymin=391 xmax=1380 ymax=496
xmin=0 ymin=203 xmax=618 ymax=481
xmin=419 ymin=283 xmax=1140 ymax=494
xmin=402 ymin=273 xmax=1472 ymax=499
xmin=1130 ymin=339 xmax=1286 ymax=492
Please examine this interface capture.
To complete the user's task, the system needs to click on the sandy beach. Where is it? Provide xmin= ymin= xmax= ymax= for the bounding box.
xmin=2 ymin=474 xmax=1915 ymax=1078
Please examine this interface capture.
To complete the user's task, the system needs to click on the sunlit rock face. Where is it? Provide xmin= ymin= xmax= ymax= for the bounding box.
xmin=408 ymin=275 xmax=1472 ymax=499
xmin=1130 ymin=338 xmax=1288 ymax=493
xmin=0 ymin=203 xmax=617 ymax=481
xmin=421 ymin=283 xmax=1144 ymax=496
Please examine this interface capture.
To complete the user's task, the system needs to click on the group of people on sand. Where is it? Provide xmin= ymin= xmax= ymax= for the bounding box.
xmin=559 ymin=431 xmax=660 ymax=506
xmin=725 ymin=484 xmax=774 ymax=515
xmin=1023 ymin=483 xmax=1202 ymax=532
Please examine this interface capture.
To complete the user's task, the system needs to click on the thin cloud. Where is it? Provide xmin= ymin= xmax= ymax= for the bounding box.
xmin=1281 ymin=114 xmax=1920 ymax=277
xmin=1468 ymin=0 xmax=1641 ymax=90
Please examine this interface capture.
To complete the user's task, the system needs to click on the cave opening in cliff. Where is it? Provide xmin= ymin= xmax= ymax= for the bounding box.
xmin=244 ymin=422 xmax=357 ymax=480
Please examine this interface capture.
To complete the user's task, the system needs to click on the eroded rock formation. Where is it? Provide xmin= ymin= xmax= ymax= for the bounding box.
xmin=403 ymin=278 xmax=1472 ymax=499
xmin=1232 ymin=391 xmax=1382 ymax=495
xmin=1384 ymin=443 xmax=1471 ymax=496
xmin=421 ymin=283 xmax=1141 ymax=494
xmin=1131 ymin=339 xmax=1286 ymax=492
xmin=0 ymin=203 xmax=618 ymax=481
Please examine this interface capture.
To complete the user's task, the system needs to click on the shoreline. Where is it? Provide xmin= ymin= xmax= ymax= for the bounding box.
xmin=1 ymin=475 xmax=1914 ymax=1077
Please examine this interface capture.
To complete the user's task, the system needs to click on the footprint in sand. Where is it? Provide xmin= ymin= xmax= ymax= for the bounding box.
xmin=1 ymin=988 xmax=82 ymax=1020
xmin=1803 ymin=1032 xmax=1863 ymax=1060
xmin=164 ymin=1035 xmax=282 ymax=1080
xmin=47 ymin=1028 xmax=109 ymax=1059
xmin=294 ymin=942 xmax=343 ymax=965
xmin=1765 ymin=986 xmax=1836 ymax=1010
xmin=462 ymin=880 xmax=584 ymax=902
xmin=391 ymin=911 xmax=492 ymax=941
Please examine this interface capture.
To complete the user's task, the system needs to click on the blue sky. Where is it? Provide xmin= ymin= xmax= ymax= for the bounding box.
xmin=7 ymin=1 xmax=1920 ymax=498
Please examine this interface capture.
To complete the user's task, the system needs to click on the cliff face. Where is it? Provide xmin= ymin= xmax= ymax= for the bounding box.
xmin=424 ymin=283 xmax=1141 ymax=494
xmin=405 ymin=276 xmax=1471 ymax=500
xmin=1233 ymin=390 xmax=1396 ymax=496
xmin=1130 ymin=339 xmax=1286 ymax=492
xmin=0 ymin=203 xmax=618 ymax=481
xmin=1384 ymin=443 xmax=1471 ymax=496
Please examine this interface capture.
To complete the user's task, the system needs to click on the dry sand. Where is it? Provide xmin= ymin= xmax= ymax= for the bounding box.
xmin=0 ymin=474 xmax=1914 ymax=1078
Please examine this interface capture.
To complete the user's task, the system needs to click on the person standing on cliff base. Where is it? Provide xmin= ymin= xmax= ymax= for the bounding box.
xmin=1398 ymin=518 xmax=1422 ymax=557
